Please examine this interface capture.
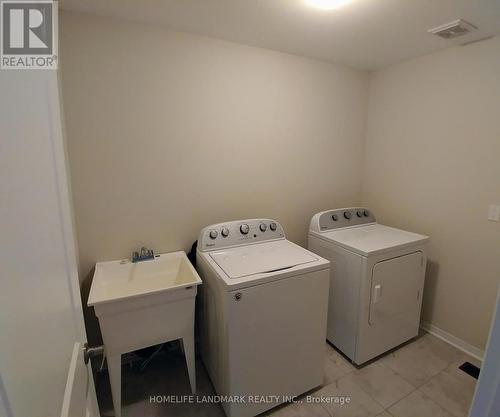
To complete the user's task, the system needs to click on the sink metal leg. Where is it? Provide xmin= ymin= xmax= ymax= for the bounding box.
xmin=107 ymin=353 xmax=122 ymax=417
xmin=182 ymin=334 xmax=196 ymax=394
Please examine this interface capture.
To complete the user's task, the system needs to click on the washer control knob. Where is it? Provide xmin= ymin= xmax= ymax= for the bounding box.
xmin=269 ymin=222 xmax=277 ymax=231
xmin=221 ymin=227 xmax=230 ymax=237
xmin=343 ymin=211 xmax=352 ymax=220
xmin=363 ymin=210 xmax=369 ymax=217
xmin=259 ymin=223 xmax=267 ymax=232
xmin=209 ymin=230 xmax=218 ymax=239
xmin=332 ymin=214 xmax=338 ymax=221
xmin=240 ymin=224 xmax=250 ymax=235
xmin=356 ymin=210 xmax=363 ymax=217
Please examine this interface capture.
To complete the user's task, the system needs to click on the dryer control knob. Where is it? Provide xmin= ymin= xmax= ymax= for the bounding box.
xmin=332 ymin=214 xmax=338 ymax=221
xmin=221 ymin=227 xmax=230 ymax=237
xmin=269 ymin=222 xmax=277 ymax=231
xmin=209 ymin=230 xmax=218 ymax=239
xmin=259 ymin=223 xmax=267 ymax=232
xmin=356 ymin=211 xmax=363 ymax=217
xmin=344 ymin=211 xmax=352 ymax=220
xmin=363 ymin=210 xmax=369 ymax=217
xmin=240 ymin=224 xmax=250 ymax=235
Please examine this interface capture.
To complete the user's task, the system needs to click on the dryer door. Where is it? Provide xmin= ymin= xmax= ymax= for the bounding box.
xmin=369 ymin=251 xmax=424 ymax=327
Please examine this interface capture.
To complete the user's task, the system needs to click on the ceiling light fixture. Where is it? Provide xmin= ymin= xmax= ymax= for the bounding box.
xmin=305 ymin=0 xmax=352 ymax=10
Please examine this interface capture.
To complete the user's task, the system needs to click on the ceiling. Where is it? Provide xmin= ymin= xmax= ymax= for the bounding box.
xmin=59 ymin=0 xmax=500 ymax=71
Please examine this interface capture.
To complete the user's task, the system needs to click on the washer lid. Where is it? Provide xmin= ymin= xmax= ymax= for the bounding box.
xmin=209 ymin=240 xmax=317 ymax=279
xmin=320 ymin=224 xmax=428 ymax=256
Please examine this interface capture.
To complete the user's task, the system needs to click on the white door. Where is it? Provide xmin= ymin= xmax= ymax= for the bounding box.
xmin=469 ymin=284 xmax=500 ymax=417
xmin=0 ymin=70 xmax=99 ymax=417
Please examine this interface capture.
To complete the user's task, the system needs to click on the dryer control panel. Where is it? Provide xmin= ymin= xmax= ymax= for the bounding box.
xmin=198 ymin=219 xmax=285 ymax=251
xmin=310 ymin=208 xmax=376 ymax=233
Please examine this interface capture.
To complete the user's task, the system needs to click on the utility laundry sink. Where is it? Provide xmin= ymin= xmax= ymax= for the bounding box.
xmin=88 ymin=251 xmax=202 ymax=417
xmin=88 ymin=251 xmax=202 ymax=309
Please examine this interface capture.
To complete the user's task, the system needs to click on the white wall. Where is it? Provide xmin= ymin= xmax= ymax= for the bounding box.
xmin=60 ymin=11 xmax=499 ymax=351
xmin=60 ymin=11 xmax=369 ymax=281
xmin=362 ymin=36 xmax=500 ymax=351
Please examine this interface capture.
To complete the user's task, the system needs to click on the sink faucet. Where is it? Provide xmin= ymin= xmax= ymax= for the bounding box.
xmin=132 ymin=247 xmax=155 ymax=263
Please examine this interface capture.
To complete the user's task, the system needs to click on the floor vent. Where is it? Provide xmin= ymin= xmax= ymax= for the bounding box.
xmin=459 ymin=361 xmax=480 ymax=380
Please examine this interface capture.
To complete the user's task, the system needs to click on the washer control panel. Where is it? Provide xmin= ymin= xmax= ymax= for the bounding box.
xmin=310 ymin=208 xmax=376 ymax=233
xmin=199 ymin=219 xmax=285 ymax=251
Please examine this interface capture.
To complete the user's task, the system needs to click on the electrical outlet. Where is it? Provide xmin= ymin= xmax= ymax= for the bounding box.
xmin=488 ymin=205 xmax=500 ymax=222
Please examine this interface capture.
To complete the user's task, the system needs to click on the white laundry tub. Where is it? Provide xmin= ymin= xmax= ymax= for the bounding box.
xmin=88 ymin=251 xmax=202 ymax=417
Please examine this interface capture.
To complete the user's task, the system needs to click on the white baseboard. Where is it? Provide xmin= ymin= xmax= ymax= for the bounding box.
xmin=420 ymin=321 xmax=484 ymax=362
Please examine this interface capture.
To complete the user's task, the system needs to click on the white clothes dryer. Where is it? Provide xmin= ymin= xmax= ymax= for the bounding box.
xmin=308 ymin=208 xmax=429 ymax=365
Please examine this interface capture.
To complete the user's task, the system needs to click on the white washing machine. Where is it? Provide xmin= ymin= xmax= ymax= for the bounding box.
xmin=196 ymin=219 xmax=330 ymax=417
xmin=308 ymin=208 xmax=429 ymax=365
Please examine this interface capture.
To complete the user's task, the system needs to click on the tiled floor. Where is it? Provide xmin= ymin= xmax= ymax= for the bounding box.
xmin=95 ymin=332 xmax=479 ymax=417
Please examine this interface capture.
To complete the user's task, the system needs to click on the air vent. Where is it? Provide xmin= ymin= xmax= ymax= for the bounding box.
xmin=428 ymin=19 xmax=477 ymax=39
